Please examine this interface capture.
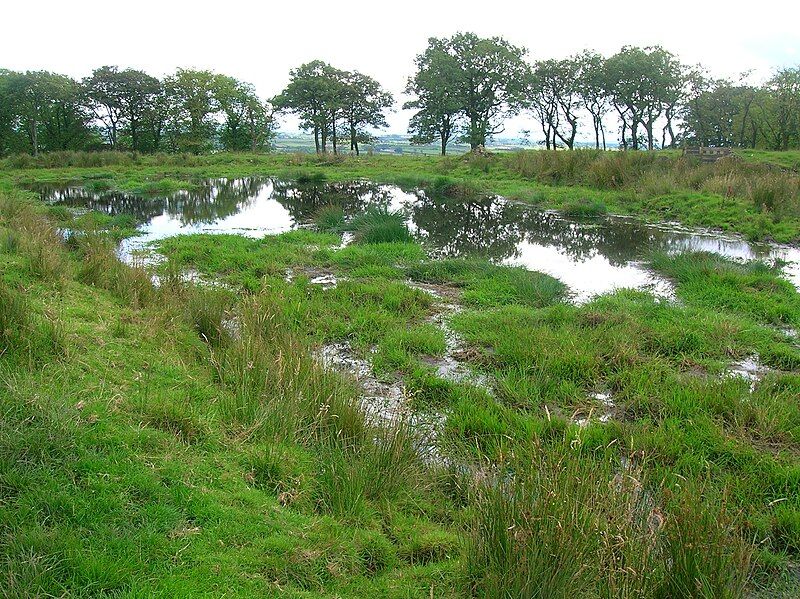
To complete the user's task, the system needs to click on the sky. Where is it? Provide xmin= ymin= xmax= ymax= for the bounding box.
xmin=2 ymin=0 xmax=799 ymax=138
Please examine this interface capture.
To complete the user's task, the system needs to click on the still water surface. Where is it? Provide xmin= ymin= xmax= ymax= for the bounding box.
xmin=33 ymin=177 xmax=800 ymax=301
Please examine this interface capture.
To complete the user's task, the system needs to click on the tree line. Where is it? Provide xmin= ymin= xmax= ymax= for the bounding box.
xmin=1 ymin=33 xmax=799 ymax=157
xmin=0 ymin=67 xmax=274 ymax=156
xmin=404 ymin=33 xmax=800 ymax=154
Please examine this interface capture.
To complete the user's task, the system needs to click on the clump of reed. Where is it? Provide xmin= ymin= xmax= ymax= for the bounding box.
xmin=348 ymin=208 xmax=413 ymax=244
xmin=465 ymin=446 xmax=752 ymax=599
xmin=312 ymin=205 xmax=346 ymax=233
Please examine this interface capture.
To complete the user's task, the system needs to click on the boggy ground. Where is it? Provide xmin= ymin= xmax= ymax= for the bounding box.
xmin=2 ymin=148 xmax=800 ymax=243
xmin=2 ymin=177 xmax=800 ymax=597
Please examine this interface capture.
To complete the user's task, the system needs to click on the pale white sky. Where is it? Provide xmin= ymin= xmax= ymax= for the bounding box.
xmin=2 ymin=0 xmax=799 ymax=138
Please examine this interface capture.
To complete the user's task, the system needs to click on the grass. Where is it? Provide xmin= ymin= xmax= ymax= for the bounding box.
xmin=0 ymin=191 xmax=460 ymax=597
xmin=3 ymin=162 xmax=800 ymax=597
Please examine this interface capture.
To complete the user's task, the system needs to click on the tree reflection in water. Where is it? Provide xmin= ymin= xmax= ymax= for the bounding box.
xmin=32 ymin=178 xmax=781 ymax=270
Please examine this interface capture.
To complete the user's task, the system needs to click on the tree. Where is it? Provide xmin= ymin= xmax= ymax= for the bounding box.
xmin=528 ymin=57 xmax=582 ymax=149
xmin=84 ymin=66 xmax=162 ymax=151
xmin=758 ymin=67 xmax=800 ymax=150
xmin=576 ymin=51 xmax=610 ymax=149
xmin=276 ymin=61 xmax=389 ymax=154
xmin=450 ymin=33 xmax=529 ymax=149
xmin=3 ymin=71 xmax=90 ymax=155
xmin=83 ymin=66 xmax=125 ymax=148
xmin=340 ymin=71 xmax=393 ymax=155
xmin=164 ymin=68 xmax=220 ymax=153
xmin=406 ymin=33 xmax=529 ymax=151
xmin=215 ymin=76 xmax=274 ymax=152
xmin=404 ymin=38 xmax=463 ymax=155
xmin=606 ymin=46 xmax=685 ymax=150
xmin=274 ymin=60 xmax=334 ymax=153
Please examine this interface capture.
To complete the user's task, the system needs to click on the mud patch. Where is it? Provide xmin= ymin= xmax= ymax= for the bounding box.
xmin=315 ymin=341 xmax=444 ymax=462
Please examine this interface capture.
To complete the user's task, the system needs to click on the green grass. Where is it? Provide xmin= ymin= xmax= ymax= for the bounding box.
xmin=3 ymin=169 xmax=800 ymax=597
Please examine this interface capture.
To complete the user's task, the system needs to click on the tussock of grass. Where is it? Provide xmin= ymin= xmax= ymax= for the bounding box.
xmin=651 ymin=252 xmax=800 ymax=327
xmin=561 ymin=198 xmax=608 ymax=217
xmin=348 ymin=208 xmax=414 ymax=244
xmin=313 ymin=204 xmax=346 ymax=233
xmin=467 ymin=448 xmax=752 ymax=599
xmin=407 ymin=258 xmax=567 ymax=307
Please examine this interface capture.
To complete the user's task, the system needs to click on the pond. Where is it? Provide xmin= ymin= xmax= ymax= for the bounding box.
xmin=32 ymin=177 xmax=800 ymax=301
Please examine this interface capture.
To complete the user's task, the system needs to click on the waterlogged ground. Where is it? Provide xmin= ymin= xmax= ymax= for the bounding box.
xmin=32 ymin=177 xmax=800 ymax=301
xmin=10 ymin=176 xmax=800 ymax=596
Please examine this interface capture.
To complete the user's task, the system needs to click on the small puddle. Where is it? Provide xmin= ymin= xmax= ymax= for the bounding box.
xmin=409 ymin=281 xmax=493 ymax=390
xmin=724 ymin=355 xmax=768 ymax=391
xmin=315 ymin=342 xmax=444 ymax=462
xmin=574 ymin=391 xmax=616 ymax=428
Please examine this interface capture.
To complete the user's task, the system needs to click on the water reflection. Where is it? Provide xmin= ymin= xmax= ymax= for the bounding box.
xmin=31 ymin=177 xmax=800 ymax=300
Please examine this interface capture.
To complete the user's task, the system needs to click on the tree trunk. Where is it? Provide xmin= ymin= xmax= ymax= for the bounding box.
xmin=593 ymin=118 xmax=600 ymax=149
xmin=314 ymin=126 xmax=320 ymax=153
xmin=30 ymin=118 xmax=38 ymax=156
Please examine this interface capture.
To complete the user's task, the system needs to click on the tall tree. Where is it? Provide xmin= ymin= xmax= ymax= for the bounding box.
xmin=450 ymin=32 xmax=529 ymax=149
xmin=84 ymin=66 xmax=162 ymax=151
xmin=758 ymin=67 xmax=800 ymax=151
xmin=606 ymin=46 xmax=684 ymax=150
xmin=340 ymin=71 xmax=393 ymax=155
xmin=164 ymin=68 xmax=220 ymax=153
xmin=3 ymin=71 xmax=90 ymax=155
xmin=404 ymin=38 xmax=463 ymax=155
xmin=528 ymin=58 xmax=582 ymax=149
xmin=576 ymin=51 xmax=610 ymax=149
xmin=274 ymin=61 xmax=334 ymax=153
xmin=215 ymin=76 xmax=275 ymax=151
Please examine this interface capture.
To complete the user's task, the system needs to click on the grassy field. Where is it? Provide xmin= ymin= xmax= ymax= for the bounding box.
xmin=2 ymin=148 xmax=799 ymax=243
xmin=2 ymin=151 xmax=800 ymax=596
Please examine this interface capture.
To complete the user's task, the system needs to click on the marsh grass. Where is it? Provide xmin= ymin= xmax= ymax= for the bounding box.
xmin=0 ymin=193 xmax=69 ymax=282
xmin=348 ymin=208 xmax=414 ymax=244
xmin=74 ymin=234 xmax=155 ymax=307
xmin=0 ymin=280 xmax=64 ymax=364
xmin=407 ymin=258 xmax=567 ymax=307
xmin=561 ymin=198 xmax=608 ymax=217
xmin=313 ymin=204 xmax=347 ymax=233
xmin=466 ymin=447 xmax=752 ymax=599
xmin=3 ymin=181 xmax=800 ymax=595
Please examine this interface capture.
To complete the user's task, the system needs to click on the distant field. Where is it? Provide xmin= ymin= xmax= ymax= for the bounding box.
xmin=736 ymin=149 xmax=800 ymax=171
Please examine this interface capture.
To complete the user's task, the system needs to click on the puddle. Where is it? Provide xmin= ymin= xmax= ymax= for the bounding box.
xmin=315 ymin=342 xmax=444 ymax=462
xmin=724 ymin=355 xmax=768 ymax=391
xmin=409 ymin=281 xmax=492 ymax=390
xmin=574 ymin=391 xmax=616 ymax=427
xmin=30 ymin=178 xmax=800 ymax=301
xmin=285 ymin=267 xmax=341 ymax=290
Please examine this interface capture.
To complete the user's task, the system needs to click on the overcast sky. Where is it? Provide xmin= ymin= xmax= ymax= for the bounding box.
xmin=3 ymin=0 xmax=799 ymax=137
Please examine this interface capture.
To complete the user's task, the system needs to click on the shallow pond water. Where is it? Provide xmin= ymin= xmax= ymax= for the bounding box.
xmin=32 ymin=177 xmax=800 ymax=301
